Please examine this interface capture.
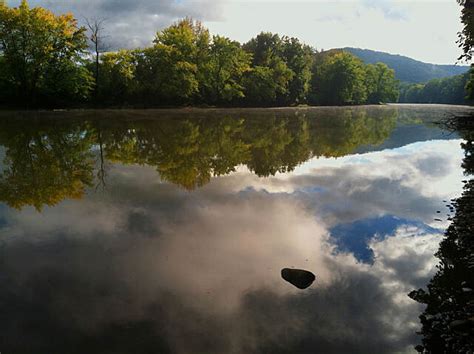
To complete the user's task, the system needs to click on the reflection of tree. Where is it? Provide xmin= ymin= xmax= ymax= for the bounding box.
xmin=104 ymin=108 xmax=397 ymax=187
xmin=409 ymin=116 xmax=474 ymax=353
xmin=245 ymin=114 xmax=308 ymax=176
xmin=308 ymin=107 xmax=397 ymax=158
xmin=0 ymin=119 xmax=95 ymax=211
xmin=0 ymin=108 xmax=397 ymax=208
xmin=104 ymin=116 xmax=251 ymax=190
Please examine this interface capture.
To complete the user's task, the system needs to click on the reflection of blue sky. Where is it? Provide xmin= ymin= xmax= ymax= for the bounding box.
xmin=329 ymin=215 xmax=443 ymax=264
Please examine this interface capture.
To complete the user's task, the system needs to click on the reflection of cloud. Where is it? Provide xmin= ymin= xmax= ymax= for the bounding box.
xmin=414 ymin=155 xmax=451 ymax=178
xmin=0 ymin=202 xmax=433 ymax=353
xmin=215 ymin=140 xmax=463 ymax=228
xmin=234 ymin=269 xmax=418 ymax=354
xmin=0 ymin=147 xmax=451 ymax=352
xmin=1 ymin=181 xmax=333 ymax=309
xmin=370 ymin=226 xmax=441 ymax=291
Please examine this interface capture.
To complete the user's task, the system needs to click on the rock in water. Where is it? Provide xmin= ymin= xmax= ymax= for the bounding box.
xmin=281 ymin=268 xmax=315 ymax=289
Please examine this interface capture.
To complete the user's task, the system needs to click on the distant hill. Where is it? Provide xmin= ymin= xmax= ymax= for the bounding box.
xmin=342 ymin=48 xmax=470 ymax=83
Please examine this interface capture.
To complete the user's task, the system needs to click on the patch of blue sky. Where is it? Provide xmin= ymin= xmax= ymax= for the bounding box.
xmin=329 ymin=215 xmax=443 ymax=264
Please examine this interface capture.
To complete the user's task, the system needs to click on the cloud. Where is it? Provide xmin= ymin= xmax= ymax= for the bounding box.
xmin=362 ymin=0 xmax=409 ymax=21
xmin=9 ymin=0 xmax=224 ymax=49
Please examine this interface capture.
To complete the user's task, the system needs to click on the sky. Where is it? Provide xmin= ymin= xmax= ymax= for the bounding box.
xmin=10 ymin=0 xmax=465 ymax=64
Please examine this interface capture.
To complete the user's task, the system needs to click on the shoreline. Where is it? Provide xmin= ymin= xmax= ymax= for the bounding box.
xmin=0 ymin=103 xmax=473 ymax=114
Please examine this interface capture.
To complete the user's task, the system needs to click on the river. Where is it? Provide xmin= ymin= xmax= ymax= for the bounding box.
xmin=0 ymin=104 xmax=472 ymax=353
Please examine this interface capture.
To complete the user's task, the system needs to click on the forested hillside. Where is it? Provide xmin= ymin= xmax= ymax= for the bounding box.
xmin=343 ymin=47 xmax=469 ymax=83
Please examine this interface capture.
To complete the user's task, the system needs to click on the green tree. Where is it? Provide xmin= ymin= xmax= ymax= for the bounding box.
xmin=243 ymin=64 xmax=293 ymax=106
xmin=457 ymin=0 xmax=474 ymax=100
xmin=457 ymin=0 xmax=474 ymax=61
xmin=399 ymin=83 xmax=424 ymax=103
xmin=99 ymin=49 xmax=138 ymax=104
xmin=244 ymin=32 xmax=283 ymax=67
xmin=399 ymin=74 xmax=469 ymax=104
xmin=365 ymin=63 xmax=399 ymax=103
xmin=144 ymin=18 xmax=210 ymax=104
xmin=243 ymin=32 xmax=294 ymax=105
xmin=310 ymin=51 xmax=367 ymax=105
xmin=202 ymin=35 xmax=251 ymax=104
xmin=281 ymin=37 xmax=314 ymax=104
xmin=0 ymin=0 xmax=92 ymax=106
xmin=466 ymin=66 xmax=474 ymax=99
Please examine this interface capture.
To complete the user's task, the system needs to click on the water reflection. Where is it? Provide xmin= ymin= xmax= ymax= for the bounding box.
xmin=0 ymin=105 xmax=472 ymax=353
xmin=409 ymin=115 xmax=474 ymax=353
xmin=0 ymin=106 xmax=465 ymax=211
xmin=0 ymin=107 xmax=401 ymax=207
xmin=0 ymin=120 xmax=94 ymax=210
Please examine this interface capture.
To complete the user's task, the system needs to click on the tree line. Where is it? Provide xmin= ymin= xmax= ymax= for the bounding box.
xmin=399 ymin=73 xmax=471 ymax=104
xmin=0 ymin=1 xmax=399 ymax=108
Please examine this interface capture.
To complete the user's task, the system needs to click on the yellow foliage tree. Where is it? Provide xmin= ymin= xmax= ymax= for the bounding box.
xmin=0 ymin=0 xmax=92 ymax=106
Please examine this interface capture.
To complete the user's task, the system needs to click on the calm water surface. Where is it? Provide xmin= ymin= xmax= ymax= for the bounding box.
xmin=0 ymin=105 xmax=472 ymax=353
